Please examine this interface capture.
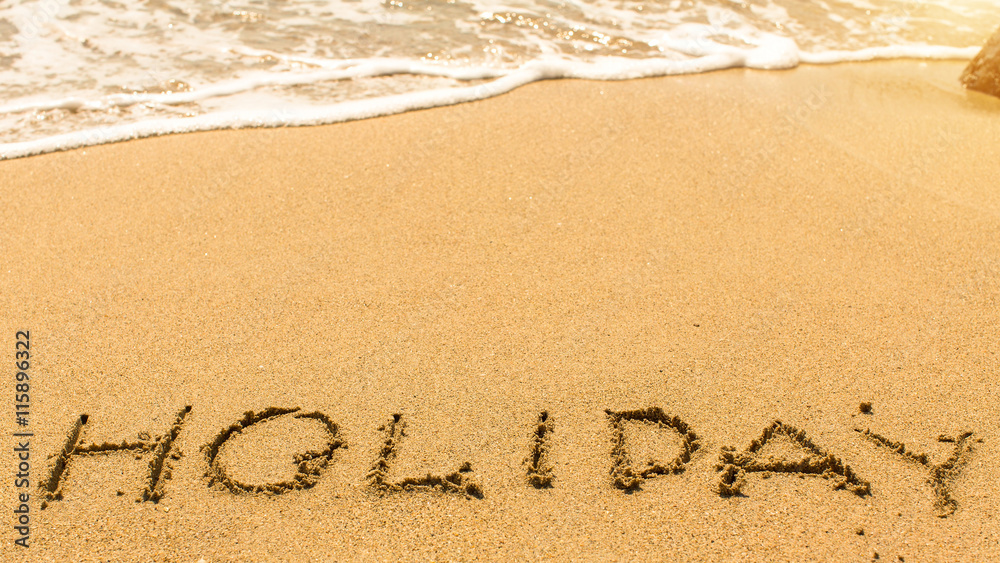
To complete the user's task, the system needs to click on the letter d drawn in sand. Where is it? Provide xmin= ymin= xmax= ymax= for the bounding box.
xmin=606 ymin=407 xmax=700 ymax=492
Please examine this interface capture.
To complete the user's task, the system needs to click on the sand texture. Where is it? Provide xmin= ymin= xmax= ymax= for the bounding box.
xmin=2 ymin=61 xmax=1000 ymax=562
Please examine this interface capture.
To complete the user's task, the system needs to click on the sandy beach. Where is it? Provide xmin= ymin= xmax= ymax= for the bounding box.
xmin=2 ymin=60 xmax=999 ymax=562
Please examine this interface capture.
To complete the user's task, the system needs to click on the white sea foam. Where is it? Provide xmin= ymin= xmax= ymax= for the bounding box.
xmin=0 ymin=0 xmax=997 ymax=159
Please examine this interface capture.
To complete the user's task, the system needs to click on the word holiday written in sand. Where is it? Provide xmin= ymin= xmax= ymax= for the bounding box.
xmin=39 ymin=406 xmax=980 ymax=518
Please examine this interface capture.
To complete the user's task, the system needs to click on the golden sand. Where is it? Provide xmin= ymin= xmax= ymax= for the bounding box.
xmin=2 ymin=61 xmax=999 ymax=562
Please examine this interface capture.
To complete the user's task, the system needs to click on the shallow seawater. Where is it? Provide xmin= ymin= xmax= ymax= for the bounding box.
xmin=0 ymin=0 xmax=997 ymax=158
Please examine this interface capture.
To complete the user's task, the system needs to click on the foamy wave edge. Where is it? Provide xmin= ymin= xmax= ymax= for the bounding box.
xmin=0 ymin=45 xmax=979 ymax=161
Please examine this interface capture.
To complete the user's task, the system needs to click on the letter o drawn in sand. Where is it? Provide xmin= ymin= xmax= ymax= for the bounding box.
xmin=203 ymin=407 xmax=344 ymax=494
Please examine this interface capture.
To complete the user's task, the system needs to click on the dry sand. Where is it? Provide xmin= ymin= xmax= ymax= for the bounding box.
xmin=2 ymin=60 xmax=999 ymax=562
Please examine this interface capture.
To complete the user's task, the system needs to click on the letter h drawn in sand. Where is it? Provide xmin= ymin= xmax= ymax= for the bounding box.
xmin=856 ymin=427 xmax=979 ymax=517
xmin=606 ymin=407 xmax=700 ymax=491
xmin=367 ymin=414 xmax=483 ymax=498
xmin=40 ymin=406 xmax=192 ymax=508
xmin=203 ymin=407 xmax=344 ymax=494
xmin=715 ymin=420 xmax=871 ymax=498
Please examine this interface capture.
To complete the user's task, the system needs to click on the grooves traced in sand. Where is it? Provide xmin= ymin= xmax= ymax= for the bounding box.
xmin=203 ymin=407 xmax=344 ymax=495
xmin=855 ymin=427 xmax=980 ymax=517
xmin=715 ymin=420 xmax=871 ymax=498
xmin=525 ymin=411 xmax=555 ymax=488
xmin=367 ymin=414 xmax=483 ymax=498
xmin=40 ymin=406 xmax=192 ymax=508
xmin=606 ymin=407 xmax=701 ymax=491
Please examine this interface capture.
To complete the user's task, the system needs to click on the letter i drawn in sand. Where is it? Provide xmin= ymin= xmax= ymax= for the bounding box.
xmin=525 ymin=411 xmax=555 ymax=488
xmin=367 ymin=414 xmax=483 ymax=498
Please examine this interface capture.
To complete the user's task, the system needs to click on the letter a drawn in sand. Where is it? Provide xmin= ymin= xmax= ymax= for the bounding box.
xmin=715 ymin=420 xmax=871 ymax=498
xmin=367 ymin=414 xmax=483 ymax=498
